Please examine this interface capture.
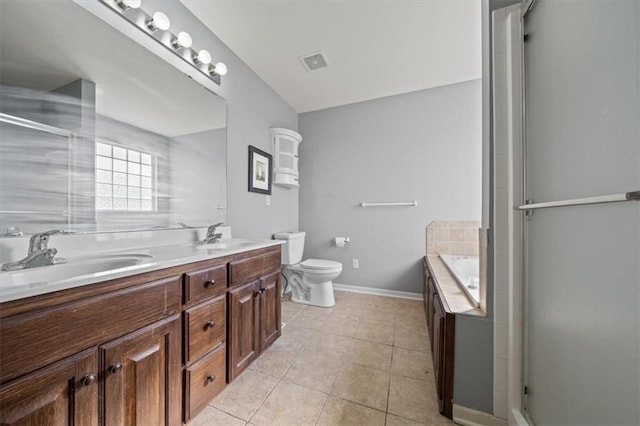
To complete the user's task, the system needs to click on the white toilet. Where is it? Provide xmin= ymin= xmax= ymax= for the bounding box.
xmin=274 ymin=232 xmax=342 ymax=307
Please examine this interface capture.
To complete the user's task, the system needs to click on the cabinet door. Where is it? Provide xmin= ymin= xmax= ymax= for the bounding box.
xmin=432 ymin=295 xmax=446 ymax=413
xmin=101 ymin=315 xmax=181 ymax=426
xmin=259 ymin=270 xmax=281 ymax=352
xmin=228 ymin=280 xmax=260 ymax=382
xmin=0 ymin=347 xmax=98 ymax=425
xmin=273 ymin=134 xmax=299 ymax=176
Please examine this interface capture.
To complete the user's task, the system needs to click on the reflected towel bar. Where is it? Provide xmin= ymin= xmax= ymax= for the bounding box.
xmin=360 ymin=201 xmax=418 ymax=207
xmin=0 ymin=113 xmax=73 ymax=138
xmin=517 ymin=191 xmax=640 ymax=211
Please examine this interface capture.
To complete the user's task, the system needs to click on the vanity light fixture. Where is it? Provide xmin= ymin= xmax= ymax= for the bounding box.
xmin=172 ymin=31 xmax=192 ymax=49
xmin=100 ymin=0 xmax=226 ymax=85
xmin=210 ymin=62 xmax=228 ymax=76
xmin=193 ymin=49 xmax=212 ymax=65
xmin=115 ymin=0 xmax=140 ymax=10
xmin=146 ymin=11 xmax=170 ymax=32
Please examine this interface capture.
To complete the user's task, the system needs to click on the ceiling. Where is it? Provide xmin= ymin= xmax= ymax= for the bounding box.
xmin=182 ymin=0 xmax=482 ymax=113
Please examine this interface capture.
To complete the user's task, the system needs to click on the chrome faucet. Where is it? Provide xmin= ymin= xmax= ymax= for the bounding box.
xmin=1 ymin=230 xmax=67 ymax=271
xmin=202 ymin=223 xmax=224 ymax=244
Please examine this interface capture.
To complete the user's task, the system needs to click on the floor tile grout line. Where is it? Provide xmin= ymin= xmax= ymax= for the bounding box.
xmin=206 ymin=294 xmax=434 ymax=426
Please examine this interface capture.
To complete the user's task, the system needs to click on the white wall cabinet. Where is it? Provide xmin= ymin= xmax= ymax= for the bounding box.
xmin=270 ymin=128 xmax=302 ymax=188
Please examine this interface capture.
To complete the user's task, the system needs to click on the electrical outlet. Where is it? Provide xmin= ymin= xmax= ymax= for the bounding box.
xmin=266 ymin=195 xmax=271 ymax=206
xmin=352 ymin=259 xmax=359 ymax=269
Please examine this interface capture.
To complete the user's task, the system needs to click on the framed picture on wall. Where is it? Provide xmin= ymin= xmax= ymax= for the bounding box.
xmin=248 ymin=145 xmax=272 ymax=195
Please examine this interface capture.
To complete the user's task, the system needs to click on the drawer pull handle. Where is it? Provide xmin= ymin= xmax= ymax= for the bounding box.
xmin=205 ymin=320 xmax=215 ymax=329
xmin=82 ymin=374 xmax=97 ymax=387
xmin=109 ymin=363 xmax=123 ymax=375
xmin=204 ymin=280 xmax=215 ymax=287
xmin=205 ymin=375 xmax=216 ymax=384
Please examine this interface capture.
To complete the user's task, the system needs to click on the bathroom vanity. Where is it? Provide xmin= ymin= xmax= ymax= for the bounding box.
xmin=0 ymin=242 xmax=282 ymax=425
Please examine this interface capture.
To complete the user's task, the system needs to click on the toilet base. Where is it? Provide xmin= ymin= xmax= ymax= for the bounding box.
xmin=290 ymin=280 xmax=335 ymax=308
xmin=282 ymin=266 xmax=337 ymax=308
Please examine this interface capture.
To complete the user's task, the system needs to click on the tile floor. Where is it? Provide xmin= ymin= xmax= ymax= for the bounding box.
xmin=190 ymin=290 xmax=455 ymax=426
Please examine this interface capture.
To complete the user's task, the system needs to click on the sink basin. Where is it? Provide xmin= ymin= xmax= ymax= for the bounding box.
xmin=196 ymin=239 xmax=257 ymax=250
xmin=0 ymin=254 xmax=154 ymax=287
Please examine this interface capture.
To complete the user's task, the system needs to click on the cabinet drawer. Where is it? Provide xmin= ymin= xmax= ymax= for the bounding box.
xmin=263 ymin=250 xmax=281 ymax=274
xmin=184 ymin=263 xmax=227 ymax=305
xmin=0 ymin=276 xmax=181 ymax=384
xmin=229 ymin=254 xmax=264 ymax=287
xmin=184 ymin=295 xmax=226 ymax=364
xmin=229 ymin=249 xmax=281 ymax=288
xmin=184 ymin=344 xmax=226 ymax=422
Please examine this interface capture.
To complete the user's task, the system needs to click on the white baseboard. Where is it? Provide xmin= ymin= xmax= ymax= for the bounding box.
xmin=332 ymin=283 xmax=422 ymax=300
xmin=453 ymin=405 xmax=507 ymax=426
xmin=509 ymin=408 xmax=530 ymax=426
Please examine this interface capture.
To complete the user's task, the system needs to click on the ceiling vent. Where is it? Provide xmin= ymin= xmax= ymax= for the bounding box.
xmin=299 ymin=51 xmax=329 ymax=72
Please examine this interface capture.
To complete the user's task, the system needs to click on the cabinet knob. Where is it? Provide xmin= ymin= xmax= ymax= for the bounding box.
xmin=81 ymin=374 xmax=97 ymax=387
xmin=205 ymin=375 xmax=216 ymax=384
xmin=109 ymin=363 xmax=123 ymax=375
xmin=204 ymin=280 xmax=215 ymax=287
xmin=205 ymin=320 xmax=215 ymax=329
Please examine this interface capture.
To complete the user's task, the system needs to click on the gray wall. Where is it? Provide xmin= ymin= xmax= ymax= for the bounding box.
xmin=299 ymin=80 xmax=482 ymax=294
xmin=139 ymin=0 xmax=299 ymax=239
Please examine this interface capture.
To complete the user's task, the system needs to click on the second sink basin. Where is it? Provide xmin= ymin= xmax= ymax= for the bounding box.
xmin=0 ymin=254 xmax=154 ymax=287
xmin=196 ymin=239 xmax=256 ymax=250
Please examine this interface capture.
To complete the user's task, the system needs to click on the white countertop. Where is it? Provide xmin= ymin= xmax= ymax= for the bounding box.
xmin=0 ymin=237 xmax=284 ymax=304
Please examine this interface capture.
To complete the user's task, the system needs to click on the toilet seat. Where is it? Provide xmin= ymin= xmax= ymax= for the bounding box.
xmin=300 ymin=259 xmax=342 ymax=270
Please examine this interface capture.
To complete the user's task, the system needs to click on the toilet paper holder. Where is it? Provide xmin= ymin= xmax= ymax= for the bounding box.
xmin=334 ymin=237 xmax=350 ymax=247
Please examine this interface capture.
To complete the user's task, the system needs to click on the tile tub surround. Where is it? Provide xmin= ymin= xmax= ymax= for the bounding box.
xmin=192 ymin=291 xmax=455 ymax=426
xmin=425 ymin=220 xmax=486 ymax=314
xmin=426 ymin=221 xmax=481 ymax=256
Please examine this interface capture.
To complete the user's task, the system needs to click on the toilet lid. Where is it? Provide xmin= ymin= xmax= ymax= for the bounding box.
xmin=300 ymin=259 xmax=342 ymax=270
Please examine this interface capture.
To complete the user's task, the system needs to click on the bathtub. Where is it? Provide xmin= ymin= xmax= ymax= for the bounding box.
xmin=440 ymin=255 xmax=480 ymax=307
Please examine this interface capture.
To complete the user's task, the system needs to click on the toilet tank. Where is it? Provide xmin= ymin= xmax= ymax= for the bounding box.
xmin=273 ymin=232 xmax=305 ymax=265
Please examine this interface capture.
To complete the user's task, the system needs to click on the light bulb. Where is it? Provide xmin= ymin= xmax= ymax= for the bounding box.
xmin=211 ymin=62 xmax=227 ymax=76
xmin=147 ymin=11 xmax=170 ymax=31
xmin=194 ymin=49 xmax=212 ymax=65
xmin=116 ymin=0 xmax=141 ymax=10
xmin=172 ymin=32 xmax=192 ymax=49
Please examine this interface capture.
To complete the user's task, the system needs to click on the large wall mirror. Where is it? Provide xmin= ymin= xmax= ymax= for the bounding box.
xmin=0 ymin=0 xmax=227 ymax=236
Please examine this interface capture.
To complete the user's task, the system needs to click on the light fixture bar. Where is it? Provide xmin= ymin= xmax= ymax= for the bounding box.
xmin=99 ymin=0 xmax=226 ymax=85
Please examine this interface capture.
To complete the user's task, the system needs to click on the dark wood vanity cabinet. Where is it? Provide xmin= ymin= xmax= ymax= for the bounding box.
xmin=0 ymin=275 xmax=182 ymax=426
xmin=0 ymin=347 xmax=98 ymax=425
xmin=259 ymin=270 xmax=281 ymax=351
xmin=228 ymin=279 xmax=261 ymax=381
xmin=102 ymin=315 xmax=182 ymax=426
xmin=228 ymin=251 xmax=281 ymax=382
xmin=423 ymin=257 xmax=455 ymax=419
xmin=0 ymin=245 xmax=282 ymax=425
xmin=182 ymin=261 xmax=228 ymax=422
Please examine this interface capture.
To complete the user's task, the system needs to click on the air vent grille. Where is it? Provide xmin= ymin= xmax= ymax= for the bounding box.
xmin=299 ymin=51 xmax=328 ymax=72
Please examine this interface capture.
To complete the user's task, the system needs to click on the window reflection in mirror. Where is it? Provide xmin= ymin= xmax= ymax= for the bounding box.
xmin=0 ymin=0 xmax=227 ymax=236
